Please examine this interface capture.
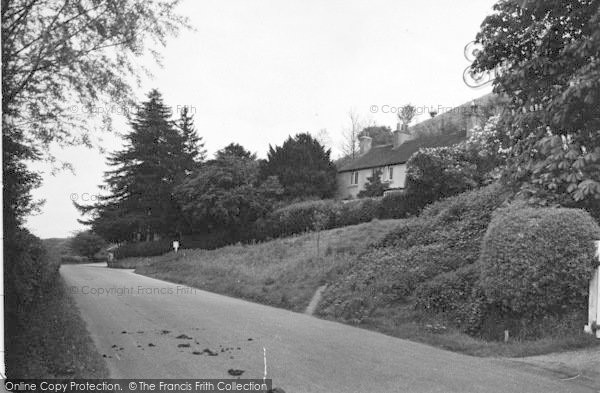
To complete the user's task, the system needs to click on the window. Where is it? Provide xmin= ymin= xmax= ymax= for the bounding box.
xmin=350 ymin=171 xmax=359 ymax=185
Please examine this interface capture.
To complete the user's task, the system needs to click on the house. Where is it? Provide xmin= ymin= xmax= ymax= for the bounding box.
xmin=335 ymin=94 xmax=505 ymax=199
xmin=336 ymin=124 xmax=466 ymax=198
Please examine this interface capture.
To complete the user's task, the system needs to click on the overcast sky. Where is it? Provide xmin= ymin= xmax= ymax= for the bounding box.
xmin=26 ymin=0 xmax=495 ymax=239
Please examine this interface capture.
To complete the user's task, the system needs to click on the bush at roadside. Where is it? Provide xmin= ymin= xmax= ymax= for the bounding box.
xmin=479 ymin=205 xmax=600 ymax=321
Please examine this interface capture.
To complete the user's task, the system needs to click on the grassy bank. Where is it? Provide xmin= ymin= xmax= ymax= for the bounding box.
xmin=6 ymin=275 xmax=109 ymax=378
xmin=131 ymin=219 xmax=402 ymax=312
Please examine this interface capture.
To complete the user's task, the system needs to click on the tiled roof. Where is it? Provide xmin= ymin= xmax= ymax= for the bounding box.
xmin=338 ymin=132 xmax=465 ymax=172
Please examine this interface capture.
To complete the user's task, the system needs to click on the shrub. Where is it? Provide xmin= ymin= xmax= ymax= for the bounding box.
xmin=378 ymin=191 xmax=421 ymax=219
xmin=267 ymin=199 xmax=340 ymax=237
xmin=113 ymin=232 xmax=230 ymax=259
xmin=479 ymin=205 xmax=600 ymax=320
xmin=377 ymin=183 xmax=508 ymax=253
xmin=60 ymin=255 xmax=90 ymax=264
xmin=70 ymin=231 xmax=106 ymax=259
xmin=414 ymin=263 xmax=481 ymax=322
xmin=5 ymin=229 xmax=58 ymax=311
xmin=403 ymin=145 xmax=480 ymax=211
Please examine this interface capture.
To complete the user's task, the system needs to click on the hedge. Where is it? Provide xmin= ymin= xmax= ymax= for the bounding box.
xmin=113 ymin=186 xmax=446 ymax=259
xmin=113 ymin=232 xmax=230 ymax=259
xmin=479 ymin=205 xmax=600 ymax=319
xmin=5 ymin=229 xmax=58 ymax=311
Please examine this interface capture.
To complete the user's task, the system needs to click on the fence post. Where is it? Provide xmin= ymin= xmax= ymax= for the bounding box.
xmin=585 ymin=240 xmax=600 ymax=338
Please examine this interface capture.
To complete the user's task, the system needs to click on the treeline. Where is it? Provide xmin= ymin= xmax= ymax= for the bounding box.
xmin=77 ymin=90 xmax=338 ymax=249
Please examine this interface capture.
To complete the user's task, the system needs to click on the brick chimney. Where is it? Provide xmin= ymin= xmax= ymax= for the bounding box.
xmin=392 ymin=123 xmax=413 ymax=148
xmin=359 ymin=135 xmax=372 ymax=155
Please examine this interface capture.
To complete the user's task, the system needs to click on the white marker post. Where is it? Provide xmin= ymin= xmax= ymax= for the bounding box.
xmin=172 ymin=240 xmax=180 ymax=253
xmin=585 ymin=240 xmax=600 ymax=338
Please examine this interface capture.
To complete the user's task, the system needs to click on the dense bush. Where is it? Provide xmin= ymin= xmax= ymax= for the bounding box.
xmin=5 ymin=229 xmax=58 ymax=311
xmin=377 ymin=183 xmax=508 ymax=252
xmin=414 ymin=264 xmax=484 ymax=331
xmin=479 ymin=205 xmax=600 ymax=319
xmin=318 ymin=184 xmax=510 ymax=323
xmin=378 ymin=191 xmax=422 ymax=219
xmin=403 ymin=146 xmax=480 ymax=211
xmin=70 ymin=231 xmax=106 ymax=259
xmin=267 ymin=199 xmax=339 ymax=237
xmin=113 ymin=232 xmax=230 ymax=259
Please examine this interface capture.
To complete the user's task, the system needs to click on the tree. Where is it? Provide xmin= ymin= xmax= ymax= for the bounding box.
xmin=78 ymin=90 xmax=197 ymax=242
xmin=471 ymin=0 xmax=600 ymax=211
xmin=177 ymin=106 xmax=206 ymax=172
xmin=357 ymin=169 xmax=387 ymax=198
xmin=360 ymin=126 xmax=393 ymax=146
xmin=340 ymin=109 xmax=366 ymax=159
xmin=2 ymin=0 xmax=187 ymax=232
xmin=261 ymin=133 xmax=337 ymax=200
xmin=175 ymin=147 xmax=283 ymax=240
xmin=70 ymin=231 xmax=106 ymax=260
xmin=398 ymin=104 xmax=417 ymax=127
xmin=216 ymin=143 xmax=256 ymax=160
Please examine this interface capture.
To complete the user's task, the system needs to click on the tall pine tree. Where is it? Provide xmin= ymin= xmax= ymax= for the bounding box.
xmin=78 ymin=90 xmax=199 ymax=242
xmin=177 ymin=106 xmax=206 ymax=172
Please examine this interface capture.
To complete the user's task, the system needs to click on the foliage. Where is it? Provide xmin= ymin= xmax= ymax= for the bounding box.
xmin=175 ymin=145 xmax=282 ymax=239
xmin=112 ymin=232 xmax=231 ymax=260
xmin=404 ymin=145 xmax=480 ymax=209
xmin=70 ymin=231 xmax=106 ymax=259
xmin=398 ymin=104 xmax=417 ymax=126
xmin=359 ymin=126 xmax=393 ymax=146
xmin=265 ymin=199 xmax=340 ymax=238
xmin=403 ymin=116 xmax=508 ymax=211
xmin=319 ymin=184 xmax=509 ymax=323
xmin=2 ymin=0 xmax=187 ymax=241
xmin=5 ymin=229 xmax=58 ymax=312
xmin=77 ymin=90 xmax=201 ymax=242
xmin=357 ymin=169 xmax=387 ymax=198
xmin=479 ymin=204 xmax=600 ymax=320
xmin=472 ymin=0 xmax=600 ymax=206
xmin=177 ymin=106 xmax=206 ymax=169
xmin=378 ymin=191 xmax=422 ymax=219
xmin=261 ymin=133 xmax=337 ymax=200
xmin=414 ymin=263 xmax=482 ymax=329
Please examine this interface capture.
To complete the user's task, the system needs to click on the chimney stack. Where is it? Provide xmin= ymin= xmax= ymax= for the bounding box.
xmin=393 ymin=123 xmax=413 ymax=148
xmin=359 ymin=135 xmax=372 ymax=155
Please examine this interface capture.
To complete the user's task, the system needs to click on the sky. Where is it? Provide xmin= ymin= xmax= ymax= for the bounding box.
xmin=25 ymin=0 xmax=496 ymax=239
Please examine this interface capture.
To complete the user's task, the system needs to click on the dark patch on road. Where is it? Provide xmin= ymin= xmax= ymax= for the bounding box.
xmin=227 ymin=369 xmax=244 ymax=376
xmin=161 ymin=330 xmax=171 ymax=335
xmin=121 ymin=331 xmax=127 ymax=334
xmin=202 ymin=348 xmax=218 ymax=356
xmin=177 ymin=343 xmax=191 ymax=348
xmin=148 ymin=343 xmax=156 ymax=347
xmin=176 ymin=334 xmax=192 ymax=339
xmin=247 ymin=338 xmax=253 ymax=341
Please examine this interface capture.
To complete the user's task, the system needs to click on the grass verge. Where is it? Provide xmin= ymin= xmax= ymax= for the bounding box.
xmin=6 ymin=273 xmax=109 ymax=378
xmin=132 ymin=219 xmax=402 ymax=312
xmin=333 ymin=304 xmax=598 ymax=358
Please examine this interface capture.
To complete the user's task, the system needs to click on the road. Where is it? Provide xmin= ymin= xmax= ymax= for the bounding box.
xmin=61 ymin=263 xmax=594 ymax=393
